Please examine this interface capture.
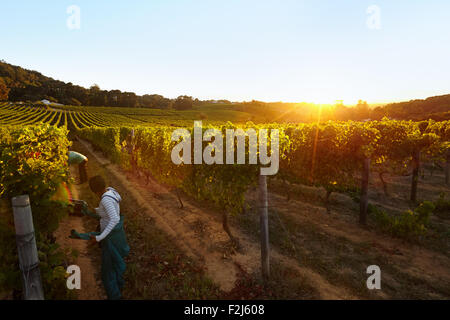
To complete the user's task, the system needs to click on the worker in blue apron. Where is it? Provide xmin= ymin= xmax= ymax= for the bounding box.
xmin=70 ymin=175 xmax=130 ymax=300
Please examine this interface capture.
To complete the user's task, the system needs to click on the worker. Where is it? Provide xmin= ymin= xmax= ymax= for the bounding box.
xmin=68 ymin=151 xmax=88 ymax=184
xmin=88 ymin=175 xmax=130 ymax=300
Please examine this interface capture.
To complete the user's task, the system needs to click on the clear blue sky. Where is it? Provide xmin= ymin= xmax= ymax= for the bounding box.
xmin=1 ymin=0 xmax=449 ymax=104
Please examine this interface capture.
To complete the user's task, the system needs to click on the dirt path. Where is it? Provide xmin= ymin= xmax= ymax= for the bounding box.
xmin=76 ymin=137 xmax=355 ymax=299
xmin=267 ymin=192 xmax=450 ymax=284
xmin=53 ymin=166 xmax=105 ymax=300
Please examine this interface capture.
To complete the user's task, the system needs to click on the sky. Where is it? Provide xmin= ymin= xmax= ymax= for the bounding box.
xmin=1 ymin=0 xmax=449 ymax=105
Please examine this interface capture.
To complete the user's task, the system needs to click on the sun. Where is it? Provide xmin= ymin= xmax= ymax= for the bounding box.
xmin=310 ymin=98 xmax=359 ymax=106
xmin=303 ymin=93 xmax=346 ymax=105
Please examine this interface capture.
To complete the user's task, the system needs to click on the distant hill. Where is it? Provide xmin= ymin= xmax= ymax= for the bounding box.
xmin=378 ymin=95 xmax=450 ymax=121
xmin=0 ymin=60 xmax=449 ymax=121
xmin=0 ymin=60 xmax=172 ymax=108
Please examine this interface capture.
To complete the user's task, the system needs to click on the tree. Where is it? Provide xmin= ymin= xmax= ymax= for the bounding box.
xmin=0 ymin=81 xmax=10 ymax=101
xmin=172 ymin=95 xmax=193 ymax=110
xmin=142 ymin=94 xmax=171 ymax=109
xmin=119 ymin=92 xmax=137 ymax=108
xmin=334 ymin=102 xmax=352 ymax=121
xmin=107 ymin=90 xmax=122 ymax=107
xmin=355 ymin=100 xmax=370 ymax=120
xmin=88 ymin=84 xmax=107 ymax=106
xmin=90 ymin=84 xmax=100 ymax=91
xmin=370 ymin=106 xmax=386 ymax=120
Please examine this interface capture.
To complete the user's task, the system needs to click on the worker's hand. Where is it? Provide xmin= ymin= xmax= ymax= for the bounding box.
xmin=89 ymin=234 xmax=98 ymax=246
xmin=80 ymin=200 xmax=88 ymax=209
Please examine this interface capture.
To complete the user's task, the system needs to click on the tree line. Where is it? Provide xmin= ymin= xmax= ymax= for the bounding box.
xmin=0 ymin=61 xmax=201 ymax=110
xmin=0 ymin=60 xmax=448 ymax=120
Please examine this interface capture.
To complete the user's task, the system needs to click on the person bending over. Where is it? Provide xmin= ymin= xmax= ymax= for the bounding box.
xmin=68 ymin=151 xmax=88 ymax=184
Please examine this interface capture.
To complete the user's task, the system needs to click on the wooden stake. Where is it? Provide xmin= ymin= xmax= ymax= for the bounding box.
xmin=445 ymin=148 xmax=450 ymax=186
xmin=410 ymin=150 xmax=420 ymax=203
xmin=11 ymin=195 xmax=44 ymax=300
xmin=259 ymin=175 xmax=270 ymax=280
xmin=360 ymin=158 xmax=370 ymax=225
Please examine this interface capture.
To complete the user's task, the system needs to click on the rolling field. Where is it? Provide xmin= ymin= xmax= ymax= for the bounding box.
xmin=0 ymin=102 xmax=258 ymax=128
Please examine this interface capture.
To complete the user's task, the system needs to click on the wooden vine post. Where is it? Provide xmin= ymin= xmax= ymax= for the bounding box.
xmin=259 ymin=174 xmax=270 ymax=281
xmin=359 ymin=158 xmax=370 ymax=226
xmin=11 ymin=195 xmax=44 ymax=300
xmin=445 ymin=148 xmax=450 ymax=186
xmin=410 ymin=150 xmax=420 ymax=202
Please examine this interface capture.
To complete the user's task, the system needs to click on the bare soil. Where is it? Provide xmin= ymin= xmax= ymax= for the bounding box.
xmin=53 ymin=166 xmax=105 ymax=299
